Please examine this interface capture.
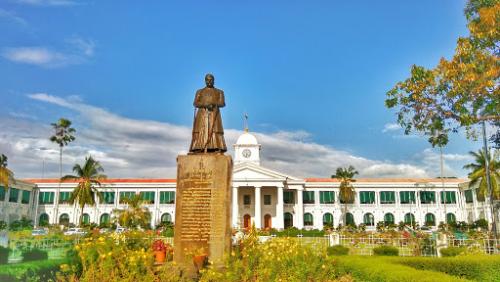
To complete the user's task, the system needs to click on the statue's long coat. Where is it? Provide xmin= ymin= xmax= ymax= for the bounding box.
xmin=189 ymin=87 xmax=227 ymax=153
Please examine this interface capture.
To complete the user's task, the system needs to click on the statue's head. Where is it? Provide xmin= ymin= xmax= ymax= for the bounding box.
xmin=205 ymin=73 xmax=215 ymax=88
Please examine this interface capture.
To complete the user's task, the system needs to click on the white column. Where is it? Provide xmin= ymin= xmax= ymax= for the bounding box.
xmin=254 ymin=186 xmax=262 ymax=228
xmin=276 ymin=186 xmax=284 ymax=229
xmin=296 ymin=188 xmax=304 ymax=229
xmin=232 ymin=187 xmax=239 ymax=228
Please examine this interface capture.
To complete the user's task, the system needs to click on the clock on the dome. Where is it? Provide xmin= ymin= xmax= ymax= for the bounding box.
xmin=242 ymin=149 xmax=252 ymax=158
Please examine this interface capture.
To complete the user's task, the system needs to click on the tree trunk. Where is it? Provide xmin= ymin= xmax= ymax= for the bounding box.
xmin=55 ymin=146 xmax=63 ymax=224
xmin=80 ymin=203 xmax=85 ymax=227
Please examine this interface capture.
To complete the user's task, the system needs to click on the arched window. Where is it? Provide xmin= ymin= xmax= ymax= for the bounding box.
xmin=384 ymin=213 xmax=395 ymax=225
xmin=161 ymin=213 xmax=172 ymax=224
xmin=100 ymin=213 xmax=110 ymax=224
xmin=404 ymin=213 xmax=415 ymax=225
xmin=446 ymin=213 xmax=456 ymax=224
xmin=284 ymin=212 xmax=293 ymax=229
xmin=363 ymin=213 xmax=374 ymax=226
xmin=323 ymin=213 xmax=334 ymax=227
xmin=39 ymin=213 xmax=49 ymax=226
xmin=59 ymin=213 xmax=70 ymax=226
xmin=82 ymin=213 xmax=90 ymax=225
xmin=304 ymin=213 xmax=314 ymax=226
xmin=425 ymin=213 xmax=436 ymax=226
xmin=345 ymin=212 xmax=355 ymax=226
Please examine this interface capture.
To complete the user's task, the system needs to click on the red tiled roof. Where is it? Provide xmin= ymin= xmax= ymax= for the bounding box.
xmin=24 ymin=177 xmax=468 ymax=184
xmin=23 ymin=178 xmax=176 ymax=184
xmin=305 ymin=178 xmax=467 ymax=183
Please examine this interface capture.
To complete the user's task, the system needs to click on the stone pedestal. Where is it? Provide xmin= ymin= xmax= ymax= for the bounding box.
xmin=173 ymin=154 xmax=232 ymax=273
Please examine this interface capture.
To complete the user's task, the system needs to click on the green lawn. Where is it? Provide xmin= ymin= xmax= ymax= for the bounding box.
xmin=0 ymin=259 xmax=65 ymax=282
xmin=334 ymin=255 xmax=500 ymax=282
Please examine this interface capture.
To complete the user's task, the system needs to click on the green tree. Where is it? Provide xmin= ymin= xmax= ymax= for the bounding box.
xmin=61 ymin=156 xmax=106 ymax=227
xmin=331 ymin=165 xmax=358 ymax=226
xmin=0 ymin=154 xmax=14 ymax=189
xmin=385 ymin=0 xmax=499 ymax=146
xmin=113 ymin=194 xmax=152 ymax=229
xmin=50 ymin=118 xmax=76 ymax=217
xmin=463 ymin=149 xmax=500 ymax=201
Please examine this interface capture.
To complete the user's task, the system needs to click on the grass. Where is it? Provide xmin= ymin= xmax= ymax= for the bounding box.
xmin=0 ymin=259 xmax=65 ymax=282
xmin=334 ymin=256 xmax=470 ymax=282
xmin=391 ymin=255 xmax=500 ymax=282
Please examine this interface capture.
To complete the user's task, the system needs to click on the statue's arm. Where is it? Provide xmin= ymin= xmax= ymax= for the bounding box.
xmin=193 ymin=90 xmax=202 ymax=107
xmin=218 ymin=90 xmax=225 ymax=107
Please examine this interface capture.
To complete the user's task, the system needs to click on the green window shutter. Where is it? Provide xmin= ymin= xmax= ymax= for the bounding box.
xmin=464 ymin=190 xmax=474 ymax=203
xmin=0 ymin=186 xmax=5 ymax=201
xmin=59 ymin=192 xmax=72 ymax=204
xmin=284 ymin=191 xmax=294 ymax=204
xmin=140 ymin=191 xmax=155 ymax=204
xmin=160 ymin=191 xmax=175 ymax=204
xmin=320 ymin=191 xmax=334 ymax=204
xmin=21 ymin=190 xmax=30 ymax=204
xmin=9 ymin=188 xmax=19 ymax=203
xmin=304 ymin=213 xmax=313 ymax=226
xmin=39 ymin=192 xmax=54 ymax=204
xmin=303 ymin=191 xmax=314 ymax=204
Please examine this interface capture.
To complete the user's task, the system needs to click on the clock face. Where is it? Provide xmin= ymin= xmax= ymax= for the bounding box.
xmin=242 ymin=149 xmax=252 ymax=158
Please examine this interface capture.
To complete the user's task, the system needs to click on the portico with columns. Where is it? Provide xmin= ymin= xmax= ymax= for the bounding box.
xmin=232 ymin=130 xmax=306 ymax=230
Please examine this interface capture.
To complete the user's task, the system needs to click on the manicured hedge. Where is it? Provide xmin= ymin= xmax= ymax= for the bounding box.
xmin=440 ymin=247 xmax=466 ymax=257
xmin=0 ymin=259 xmax=64 ymax=282
xmin=327 ymin=245 xmax=349 ymax=256
xmin=0 ymin=247 xmax=9 ymax=264
xmin=394 ymin=255 xmax=500 ymax=282
xmin=22 ymin=248 xmax=48 ymax=262
xmin=335 ymin=256 xmax=469 ymax=282
xmin=373 ymin=245 xmax=399 ymax=256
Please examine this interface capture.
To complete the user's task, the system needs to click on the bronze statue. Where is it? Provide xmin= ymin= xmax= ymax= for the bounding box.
xmin=189 ymin=74 xmax=227 ymax=153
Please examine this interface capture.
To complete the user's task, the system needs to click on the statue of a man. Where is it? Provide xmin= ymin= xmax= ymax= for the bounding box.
xmin=189 ymin=74 xmax=227 ymax=153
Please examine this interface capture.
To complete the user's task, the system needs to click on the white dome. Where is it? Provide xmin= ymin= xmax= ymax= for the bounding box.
xmin=236 ymin=132 xmax=259 ymax=145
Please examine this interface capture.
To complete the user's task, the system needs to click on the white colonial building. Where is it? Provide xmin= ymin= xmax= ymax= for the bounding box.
xmin=0 ymin=179 xmax=38 ymax=224
xmin=25 ymin=131 xmax=496 ymax=230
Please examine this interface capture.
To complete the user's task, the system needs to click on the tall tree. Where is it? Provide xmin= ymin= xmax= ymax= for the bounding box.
xmin=61 ymin=156 xmax=106 ymax=227
xmin=50 ymin=118 xmax=76 ymax=217
xmin=332 ymin=166 xmax=358 ymax=226
xmin=385 ymin=0 xmax=499 ymax=146
xmin=0 ymin=154 xmax=14 ymax=189
xmin=463 ymin=149 xmax=500 ymax=201
xmin=113 ymin=194 xmax=151 ymax=229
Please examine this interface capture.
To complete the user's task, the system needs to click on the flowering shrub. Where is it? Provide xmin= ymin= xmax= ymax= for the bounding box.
xmin=152 ymin=239 xmax=167 ymax=252
xmin=199 ymin=230 xmax=349 ymax=281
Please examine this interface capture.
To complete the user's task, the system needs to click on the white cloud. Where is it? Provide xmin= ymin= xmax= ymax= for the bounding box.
xmin=0 ymin=94 xmax=473 ymax=179
xmin=382 ymin=123 xmax=400 ymax=133
xmin=0 ymin=9 xmax=27 ymax=25
xmin=67 ymin=37 xmax=95 ymax=56
xmin=16 ymin=0 xmax=79 ymax=6
xmin=3 ymin=37 xmax=95 ymax=68
xmin=2 ymin=47 xmax=72 ymax=67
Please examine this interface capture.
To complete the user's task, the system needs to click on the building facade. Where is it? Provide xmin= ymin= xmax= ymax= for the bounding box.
xmin=26 ymin=131 xmax=496 ymax=230
xmin=0 ymin=180 xmax=38 ymax=224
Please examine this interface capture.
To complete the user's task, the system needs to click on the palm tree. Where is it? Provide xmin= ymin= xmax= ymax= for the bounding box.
xmin=332 ymin=165 xmax=358 ymax=226
xmin=0 ymin=154 xmax=14 ymax=189
xmin=61 ymin=156 xmax=106 ymax=227
xmin=50 ymin=118 xmax=76 ymax=217
xmin=463 ymin=150 xmax=499 ymax=201
xmin=113 ymin=194 xmax=151 ymax=229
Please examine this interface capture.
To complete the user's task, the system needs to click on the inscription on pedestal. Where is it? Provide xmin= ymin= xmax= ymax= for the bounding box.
xmin=173 ymin=154 xmax=232 ymax=271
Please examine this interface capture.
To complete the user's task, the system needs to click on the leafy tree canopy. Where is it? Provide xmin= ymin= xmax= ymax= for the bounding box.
xmin=386 ymin=0 xmax=500 ymax=147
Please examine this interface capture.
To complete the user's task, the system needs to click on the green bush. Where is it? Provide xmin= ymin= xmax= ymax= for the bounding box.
xmin=0 ymin=247 xmax=9 ymax=264
xmin=440 ymin=246 xmax=466 ymax=257
xmin=327 ymin=245 xmax=349 ymax=256
xmin=22 ymin=248 xmax=48 ymax=262
xmin=394 ymin=255 xmax=500 ymax=282
xmin=373 ymin=245 xmax=399 ymax=256
xmin=0 ymin=259 xmax=64 ymax=282
xmin=0 ymin=221 xmax=7 ymax=230
xmin=335 ymin=256 xmax=467 ymax=282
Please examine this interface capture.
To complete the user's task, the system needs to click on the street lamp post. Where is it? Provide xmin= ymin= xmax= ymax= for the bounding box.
xmin=482 ymin=121 xmax=497 ymax=238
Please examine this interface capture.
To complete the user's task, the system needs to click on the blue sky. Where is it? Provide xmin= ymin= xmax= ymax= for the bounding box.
xmin=0 ymin=0 xmax=484 ymax=179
